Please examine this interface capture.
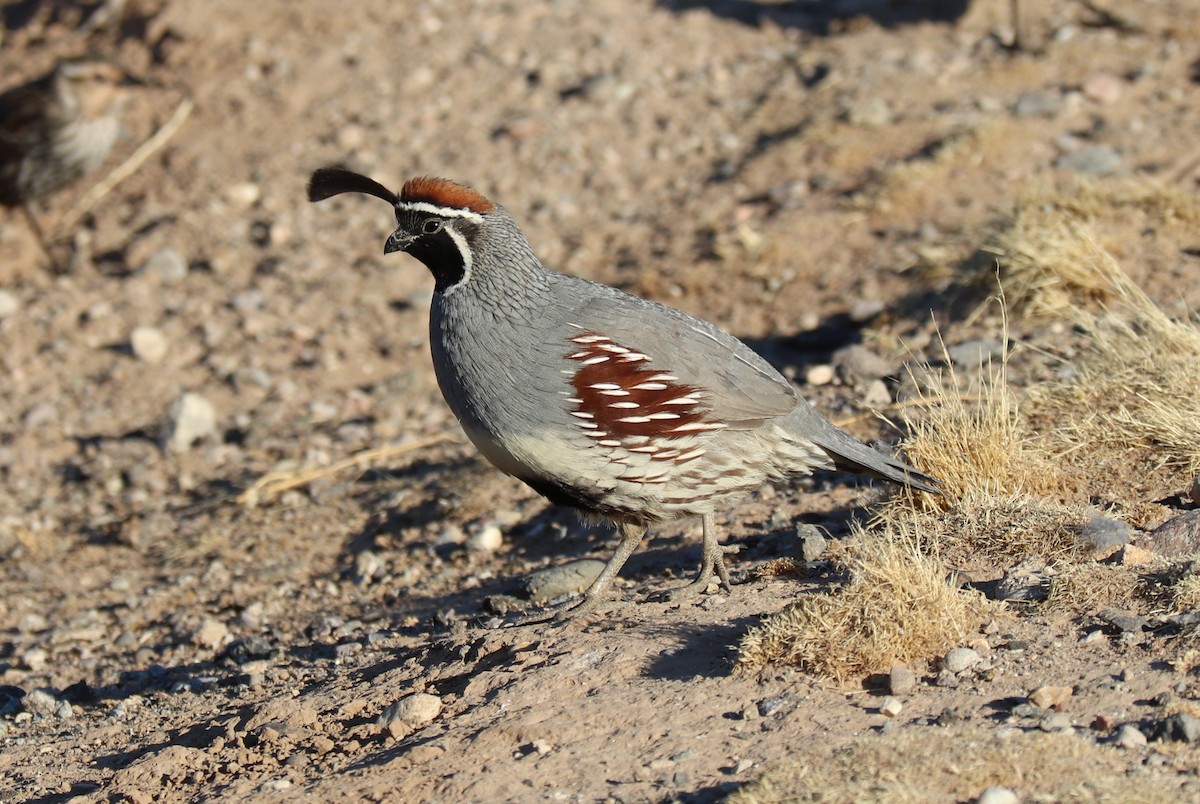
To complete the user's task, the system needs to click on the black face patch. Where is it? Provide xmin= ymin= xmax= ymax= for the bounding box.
xmin=405 ymin=228 xmax=466 ymax=292
xmin=393 ymin=211 xmax=480 ymax=293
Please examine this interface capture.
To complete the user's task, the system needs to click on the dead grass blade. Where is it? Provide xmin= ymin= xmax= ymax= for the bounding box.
xmin=237 ymin=434 xmax=457 ymax=507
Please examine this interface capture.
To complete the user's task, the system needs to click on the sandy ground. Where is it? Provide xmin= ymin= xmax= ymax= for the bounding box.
xmin=2 ymin=0 xmax=1200 ymax=801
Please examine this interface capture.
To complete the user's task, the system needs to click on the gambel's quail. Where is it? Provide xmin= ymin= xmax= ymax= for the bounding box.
xmin=308 ymin=168 xmax=938 ymax=620
xmin=0 ymin=59 xmax=135 ymax=256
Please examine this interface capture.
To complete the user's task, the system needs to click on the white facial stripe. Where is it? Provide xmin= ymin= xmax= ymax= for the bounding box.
xmin=396 ymin=201 xmax=485 ymax=223
xmin=441 ymin=225 xmax=473 ymax=293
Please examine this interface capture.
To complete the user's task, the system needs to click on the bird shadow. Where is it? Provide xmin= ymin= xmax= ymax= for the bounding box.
xmin=655 ymin=0 xmax=973 ymax=36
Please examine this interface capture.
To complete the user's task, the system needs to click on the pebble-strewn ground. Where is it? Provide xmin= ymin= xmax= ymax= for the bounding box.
xmin=2 ymin=0 xmax=1200 ymax=800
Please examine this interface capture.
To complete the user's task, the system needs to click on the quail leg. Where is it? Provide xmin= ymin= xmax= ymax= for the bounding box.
xmin=20 ymin=203 xmax=59 ymax=270
xmin=663 ymin=512 xmax=739 ymax=601
xmin=512 ymin=520 xmax=646 ymax=625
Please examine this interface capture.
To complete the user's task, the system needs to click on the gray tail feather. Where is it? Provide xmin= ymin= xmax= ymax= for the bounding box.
xmin=811 ymin=427 xmax=941 ymax=495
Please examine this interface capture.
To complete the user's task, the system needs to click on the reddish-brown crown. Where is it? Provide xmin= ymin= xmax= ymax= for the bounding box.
xmin=400 ymin=177 xmax=495 ymax=214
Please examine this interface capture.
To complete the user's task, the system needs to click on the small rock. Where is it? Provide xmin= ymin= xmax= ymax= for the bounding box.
xmin=846 ymin=97 xmax=893 ymax=128
xmin=862 ymin=379 xmax=890 ymax=408
xmin=379 ymin=692 xmax=442 ymax=728
xmin=849 ymin=299 xmax=884 ymax=323
xmin=946 ymin=339 xmax=1004 ymax=367
xmin=1076 ymin=513 xmax=1129 ymax=554
xmin=805 ymin=364 xmax=834 ymax=386
xmin=1189 ymin=476 xmax=1200 ymax=506
xmin=943 ymin=647 xmax=982 ymax=674
xmin=467 ymin=524 xmax=503 ymax=553
xmin=889 ymin=665 xmax=917 ymax=695
xmin=1082 ymin=72 xmax=1122 ymax=104
xmin=194 ymin=618 xmax=229 ymax=650
xmin=168 ymin=393 xmax=218 ymax=451
xmin=353 ymin=550 xmax=384 ymax=585
xmin=140 ymin=248 xmax=188 ymax=283
xmin=833 ymin=345 xmax=893 ymax=385
xmin=733 ymin=758 xmax=754 ymax=774
xmin=1012 ymin=703 xmax=1042 ymax=719
xmin=1014 ymin=88 xmax=1064 ymax=118
xmin=21 ymin=688 xmax=61 ymax=717
xmin=977 ymin=786 xmax=1020 ymax=804
xmin=20 ymin=648 xmax=48 ymax=672
xmin=21 ymin=403 xmax=56 ymax=429
xmin=436 ymin=524 xmax=467 ymax=547
xmin=1142 ymin=510 xmax=1200 ymax=557
xmin=1116 ymin=544 xmax=1156 ymax=566
xmin=522 ymin=560 xmax=606 ymax=604
xmin=935 ymin=669 xmax=959 ymax=689
xmin=130 ymin=326 xmax=168 ymax=364
xmin=757 ymin=693 xmax=797 ymax=718
xmin=1114 ymin=723 xmax=1148 ymax=749
xmin=1155 ymin=712 xmax=1200 ymax=743
xmin=1040 ymin=712 xmax=1072 ymax=732
xmin=796 ymin=524 xmax=827 ymax=563
xmin=879 ymin=697 xmax=903 ymax=718
xmin=1056 ymin=144 xmax=1123 ymax=176
xmin=0 ymin=289 xmax=19 ymax=319
xmin=994 ymin=557 xmax=1049 ymax=602
xmin=227 ymin=182 xmax=261 ymax=208
xmin=1098 ymin=609 xmax=1146 ymax=634
xmin=1028 ymin=685 xmax=1072 ymax=711
xmin=936 ymin=707 xmax=960 ymax=726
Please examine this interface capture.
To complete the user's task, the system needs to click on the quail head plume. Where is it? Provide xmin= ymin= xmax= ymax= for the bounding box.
xmin=309 ymin=167 xmax=938 ymax=621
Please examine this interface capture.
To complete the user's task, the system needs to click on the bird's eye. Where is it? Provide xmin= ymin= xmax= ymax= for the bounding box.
xmin=422 ymin=219 xmax=443 ymax=235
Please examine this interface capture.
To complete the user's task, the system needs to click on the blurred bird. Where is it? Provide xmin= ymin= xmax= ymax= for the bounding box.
xmin=0 ymin=58 xmax=136 ymax=262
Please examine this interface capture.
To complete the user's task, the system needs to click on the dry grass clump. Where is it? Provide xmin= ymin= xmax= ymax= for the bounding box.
xmin=1035 ymin=317 xmax=1200 ymax=477
xmin=985 ymin=179 xmax=1200 ymax=316
xmin=900 ymin=363 xmax=1041 ymax=501
xmin=1170 ymin=567 xmax=1200 ymax=612
xmin=930 ymin=490 xmax=1091 ymax=568
xmin=727 ymin=728 xmax=1191 ymax=804
xmin=1044 ymin=562 xmax=1142 ymax=615
xmin=974 ymin=187 xmax=1200 ymax=476
xmin=900 ymin=315 xmax=1071 ymax=502
xmin=736 ymin=521 xmax=987 ymax=682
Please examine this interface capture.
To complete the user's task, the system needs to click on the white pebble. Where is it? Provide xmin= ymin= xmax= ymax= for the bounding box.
xmin=977 ymin=786 xmax=1020 ymax=804
xmin=169 ymin=393 xmax=218 ymax=451
xmin=0 ymin=290 xmax=19 ymax=320
xmin=879 ymin=696 xmax=903 ymax=717
xmin=130 ymin=326 xmax=168 ymax=364
xmin=140 ymin=248 xmax=187 ymax=282
xmin=1115 ymin=723 xmax=1148 ymax=749
xmin=21 ymin=648 xmax=48 ymax=672
xmin=227 ymin=182 xmax=261 ymax=208
xmin=468 ymin=524 xmax=504 ymax=553
xmin=805 ymin=364 xmax=834 ymax=386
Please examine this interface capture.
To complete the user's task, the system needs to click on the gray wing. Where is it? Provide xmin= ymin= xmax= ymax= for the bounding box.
xmin=551 ymin=276 xmax=798 ymax=428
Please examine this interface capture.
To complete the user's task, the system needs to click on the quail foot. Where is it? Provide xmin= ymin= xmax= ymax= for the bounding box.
xmin=0 ymin=58 xmax=137 ymax=263
xmin=308 ymin=168 xmax=938 ymax=621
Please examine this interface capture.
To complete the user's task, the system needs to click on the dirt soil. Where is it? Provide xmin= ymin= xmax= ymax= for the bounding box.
xmin=3 ymin=0 xmax=1200 ymax=801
